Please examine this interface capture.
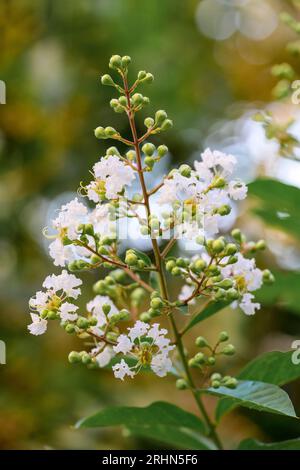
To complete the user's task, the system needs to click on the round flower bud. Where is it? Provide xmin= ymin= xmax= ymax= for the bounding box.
xmin=218 ymin=205 xmax=231 ymax=216
xmin=176 ymin=257 xmax=187 ymax=268
xmin=142 ymin=143 xmax=156 ymax=156
xmin=148 ymin=308 xmax=160 ymax=318
xmin=176 ymin=379 xmax=188 ymax=390
xmin=155 ymin=110 xmax=168 ymax=125
xmin=68 ymin=351 xmax=81 ymax=364
xmin=118 ymin=96 xmax=127 ymax=106
xmin=219 ymin=331 xmax=229 ymax=342
xmin=105 ymin=126 xmax=117 ymax=137
xmin=222 ymin=344 xmax=235 ymax=356
xmin=143 ymin=96 xmax=150 ymax=105
xmin=93 ymin=280 xmax=107 ymax=295
xmin=102 ymin=304 xmax=111 ymax=315
xmin=212 ymin=238 xmax=225 ymax=254
xmin=193 ymin=259 xmax=207 ymax=273
xmin=65 ymin=323 xmax=76 ymax=334
xmin=106 ymin=331 xmax=118 ymax=342
xmin=81 ymin=352 xmax=92 ymax=365
xmin=231 ymin=228 xmax=242 ymax=242
xmin=207 ymin=356 xmax=216 ymax=366
xmin=212 ymin=380 xmax=221 ymax=389
xmin=225 ymin=243 xmax=237 ymax=255
xmin=179 ymin=164 xmax=191 ymax=177
xmin=263 ymin=269 xmax=275 ymax=284
xmin=131 ymin=287 xmax=146 ymax=304
xmin=121 ymin=55 xmax=131 ymax=68
xmin=139 ymin=312 xmax=151 ymax=322
xmin=161 ymin=119 xmax=173 ymax=131
xmin=144 ymin=73 xmax=154 ymax=84
xmin=132 ymin=93 xmax=144 ymax=106
xmin=217 ymin=279 xmax=233 ymax=289
xmin=171 ymin=266 xmax=181 ymax=276
xmin=194 ymin=352 xmax=205 ymax=364
xmin=138 ymin=70 xmax=147 ymax=80
xmin=214 ymin=288 xmax=226 ymax=300
xmin=227 ymin=255 xmax=238 ymax=265
xmin=188 ymin=358 xmax=198 ymax=368
xmin=150 ymin=297 xmax=164 ymax=309
xmin=256 ymin=239 xmax=266 ymax=250
xmin=90 ymin=254 xmax=101 ymax=264
xmin=157 ymin=145 xmax=168 ymax=157
xmin=125 ymin=252 xmax=138 ymax=266
xmin=88 ymin=317 xmax=98 ymax=327
xmin=144 ymin=157 xmax=155 ymax=168
xmin=211 ymin=372 xmax=222 ymax=381
xmin=195 ymin=336 xmax=208 ymax=348
xmin=224 ymin=377 xmax=238 ymax=389
xmin=166 ymin=260 xmax=176 ymax=271
xmin=77 ymin=317 xmax=89 ymax=330
xmin=99 ymin=246 xmax=109 ymax=255
xmin=48 ymin=310 xmax=57 ymax=320
xmin=109 ymin=55 xmax=122 ymax=69
xmin=226 ymin=288 xmax=239 ymax=301
xmin=94 ymin=126 xmax=105 ymax=139
xmin=144 ymin=117 xmax=154 ymax=128
xmin=101 ymin=74 xmax=114 ymax=86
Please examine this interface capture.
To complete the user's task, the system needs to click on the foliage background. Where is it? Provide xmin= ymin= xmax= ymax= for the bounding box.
xmin=1 ymin=0 xmax=300 ymax=449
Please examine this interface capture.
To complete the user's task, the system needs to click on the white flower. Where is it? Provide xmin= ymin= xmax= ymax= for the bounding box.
xmin=27 ymin=313 xmax=48 ymax=336
xmin=228 ymin=180 xmax=248 ymax=200
xmin=112 ymin=359 xmax=135 ymax=380
xmin=239 ymin=293 xmax=261 ymax=316
xmin=92 ymin=155 xmax=135 ymax=199
xmin=87 ymin=295 xmax=118 ymax=332
xmin=52 ymin=198 xmax=88 ymax=240
xmin=221 ymin=253 xmax=263 ymax=292
xmin=113 ymin=334 xmax=133 ymax=354
xmin=43 ymin=270 xmax=82 ymax=298
xmin=128 ymin=320 xmax=149 ymax=341
xmin=60 ymin=302 xmax=79 ymax=321
xmin=92 ymin=345 xmax=115 ymax=367
xmin=151 ymin=353 xmax=173 ymax=377
xmin=178 ymin=284 xmax=196 ymax=304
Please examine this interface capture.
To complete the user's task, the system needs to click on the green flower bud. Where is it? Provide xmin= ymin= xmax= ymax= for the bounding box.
xmin=263 ymin=269 xmax=275 ymax=284
xmin=171 ymin=266 xmax=181 ymax=276
xmin=150 ymin=297 xmax=164 ymax=309
xmin=140 ymin=225 xmax=150 ymax=235
xmin=196 ymin=235 xmax=205 ymax=245
xmin=77 ymin=317 xmax=89 ymax=330
xmin=218 ymin=204 xmax=231 ymax=216
xmin=207 ymin=265 xmax=220 ymax=275
xmin=212 ymin=380 xmax=221 ymax=389
xmin=160 ymin=119 xmax=173 ymax=131
xmin=226 ymin=288 xmax=239 ymax=301
xmin=125 ymin=252 xmax=138 ymax=266
xmin=131 ymin=287 xmax=146 ymax=304
xmin=222 ymin=344 xmax=235 ymax=356
xmin=219 ymin=331 xmax=229 ymax=342
xmin=68 ymin=351 xmax=81 ymax=364
xmin=48 ymin=310 xmax=57 ymax=320
xmin=94 ymin=126 xmax=106 ymax=139
xmin=194 ymin=352 xmax=205 ymax=364
xmin=111 ymin=269 xmax=127 ymax=284
xmin=65 ymin=323 xmax=76 ymax=334
xmin=227 ymin=255 xmax=238 ymax=265
xmin=214 ymin=288 xmax=227 ymax=300
xmin=155 ymin=110 xmax=168 ymax=125
xmin=176 ymin=379 xmax=188 ymax=390
xmin=109 ymin=98 xmax=119 ymax=108
xmin=101 ymin=74 xmax=114 ymax=86
xmin=90 ymin=254 xmax=101 ymax=264
xmin=217 ymin=279 xmax=233 ymax=289
xmin=188 ymin=358 xmax=198 ymax=368
xmin=105 ymin=126 xmax=118 ymax=137
xmin=144 ymin=73 xmax=154 ymax=84
xmin=132 ymin=93 xmax=144 ymax=106
xmin=142 ymin=143 xmax=156 ymax=156
xmin=121 ymin=55 xmax=131 ymax=68
xmin=195 ymin=336 xmax=208 ymax=348
xmin=93 ymin=280 xmax=107 ymax=295
xmin=193 ymin=259 xmax=207 ymax=273
xmin=138 ymin=70 xmax=147 ymax=80
xmin=102 ymin=304 xmax=111 ymax=315
xmin=225 ymin=377 xmax=238 ymax=389
xmin=88 ymin=317 xmax=98 ymax=327
xmin=150 ymin=289 xmax=160 ymax=298
xmin=143 ymin=96 xmax=150 ymax=105
xmin=225 ymin=243 xmax=237 ymax=255
xmin=271 ymin=63 xmax=295 ymax=80
xmin=40 ymin=309 xmax=48 ymax=319
xmin=207 ymin=356 xmax=216 ymax=366
xmin=212 ymin=238 xmax=225 ymax=254
xmin=157 ymin=145 xmax=168 ymax=157
xmin=99 ymin=246 xmax=109 ymax=255
xmin=231 ymin=229 xmax=242 ymax=242
xmin=166 ymin=260 xmax=176 ymax=271
xmin=212 ymin=176 xmax=226 ymax=188
xmin=144 ymin=156 xmax=155 ymax=168
xmin=256 ymin=239 xmax=266 ymax=251
xmin=81 ymin=352 xmax=92 ymax=365
xmin=148 ymin=308 xmax=161 ymax=318
xmin=179 ymin=164 xmax=191 ymax=177
xmin=126 ymin=150 xmax=136 ymax=160
xmin=118 ymin=96 xmax=127 ymax=106
xmin=109 ymin=54 xmax=122 ymax=69
xmin=118 ymin=309 xmax=130 ymax=321
xmin=144 ymin=117 xmax=154 ymax=128
xmin=106 ymin=331 xmax=118 ymax=342
xmin=211 ymin=373 xmax=222 ymax=381
xmin=139 ymin=312 xmax=151 ymax=322
xmin=176 ymin=257 xmax=187 ymax=268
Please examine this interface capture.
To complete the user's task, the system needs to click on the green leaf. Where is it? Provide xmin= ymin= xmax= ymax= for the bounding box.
xmin=76 ymin=401 xmax=214 ymax=450
xmin=216 ymin=351 xmax=300 ymax=420
xmin=127 ymin=425 xmax=216 ymax=450
xmin=182 ymin=301 xmax=230 ymax=334
xmin=149 ymin=271 xmax=160 ymax=291
xmin=256 ymin=271 xmax=300 ymax=316
xmin=131 ymin=249 xmax=152 ymax=267
xmin=238 ymin=437 xmax=300 ymax=450
xmin=203 ymin=380 xmax=297 ymax=421
xmin=248 ymin=178 xmax=300 ymax=240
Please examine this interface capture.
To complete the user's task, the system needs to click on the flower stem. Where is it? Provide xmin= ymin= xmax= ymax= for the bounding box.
xmin=122 ymin=73 xmax=223 ymax=450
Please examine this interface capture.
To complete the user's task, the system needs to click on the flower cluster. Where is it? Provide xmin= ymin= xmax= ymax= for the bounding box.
xmin=28 ymin=54 xmax=273 ymax=393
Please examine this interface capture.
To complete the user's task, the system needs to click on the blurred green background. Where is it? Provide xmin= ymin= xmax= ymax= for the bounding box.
xmin=1 ymin=0 xmax=300 ymax=450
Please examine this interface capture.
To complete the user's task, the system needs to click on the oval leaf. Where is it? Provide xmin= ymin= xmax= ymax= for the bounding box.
xmin=182 ymin=301 xmax=230 ymax=335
